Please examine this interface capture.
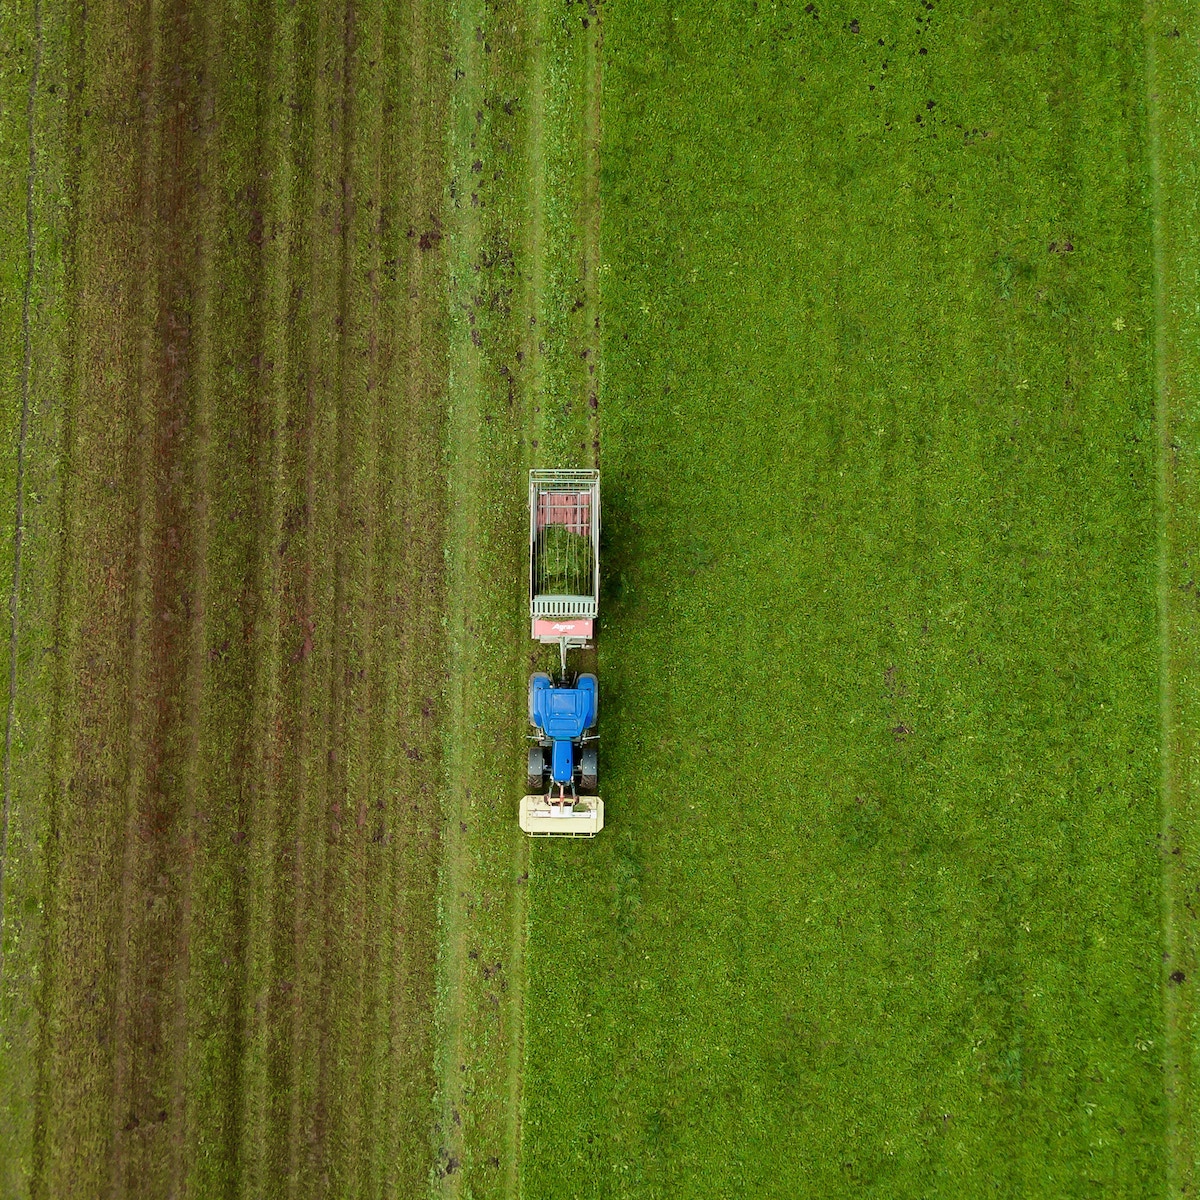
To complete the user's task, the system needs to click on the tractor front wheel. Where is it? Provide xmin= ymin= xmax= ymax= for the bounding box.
xmin=579 ymin=745 xmax=598 ymax=794
xmin=526 ymin=746 xmax=546 ymax=794
xmin=578 ymin=673 xmax=598 ymax=726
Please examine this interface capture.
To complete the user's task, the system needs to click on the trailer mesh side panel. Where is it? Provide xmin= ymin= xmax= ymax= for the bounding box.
xmin=529 ymin=470 xmax=600 ymax=622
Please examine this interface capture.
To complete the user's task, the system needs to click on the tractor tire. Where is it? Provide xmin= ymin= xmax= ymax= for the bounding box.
xmin=578 ymin=673 xmax=598 ymax=727
xmin=526 ymin=746 xmax=546 ymax=794
xmin=579 ymin=745 xmax=598 ymax=793
xmin=528 ymin=672 xmax=552 ymax=726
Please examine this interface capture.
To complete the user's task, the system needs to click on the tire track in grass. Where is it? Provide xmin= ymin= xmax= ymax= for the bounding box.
xmin=0 ymin=0 xmax=44 ymax=974
xmin=1145 ymin=4 xmax=1200 ymax=1192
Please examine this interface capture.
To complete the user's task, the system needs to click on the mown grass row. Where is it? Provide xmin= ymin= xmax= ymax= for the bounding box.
xmin=0 ymin=0 xmax=450 ymax=1195
xmin=523 ymin=2 xmax=1175 ymax=1195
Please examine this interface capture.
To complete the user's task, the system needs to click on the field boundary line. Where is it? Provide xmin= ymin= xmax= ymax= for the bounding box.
xmin=0 ymin=0 xmax=44 ymax=983
xmin=1144 ymin=4 xmax=1196 ymax=1193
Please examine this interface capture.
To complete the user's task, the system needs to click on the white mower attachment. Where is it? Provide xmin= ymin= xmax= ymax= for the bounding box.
xmin=519 ymin=795 xmax=604 ymax=838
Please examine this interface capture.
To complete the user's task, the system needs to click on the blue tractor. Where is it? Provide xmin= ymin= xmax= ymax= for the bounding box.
xmin=522 ymin=469 xmax=603 ymax=836
xmin=526 ymin=672 xmax=599 ymax=798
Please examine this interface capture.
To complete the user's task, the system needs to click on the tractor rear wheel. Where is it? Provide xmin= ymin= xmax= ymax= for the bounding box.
xmin=528 ymin=672 xmax=551 ymax=726
xmin=526 ymin=746 xmax=546 ymax=794
xmin=578 ymin=673 xmax=598 ymax=725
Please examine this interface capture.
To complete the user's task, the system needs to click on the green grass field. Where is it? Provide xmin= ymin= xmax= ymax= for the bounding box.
xmin=0 ymin=0 xmax=1197 ymax=1197
xmin=519 ymin=2 xmax=1198 ymax=1196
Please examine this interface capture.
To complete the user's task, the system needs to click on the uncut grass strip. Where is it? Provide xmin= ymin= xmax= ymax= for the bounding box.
xmin=26 ymin=0 xmax=86 ymax=1187
xmin=358 ymin=28 xmax=401 ymax=1183
xmin=243 ymin=7 xmax=309 ymax=1190
xmin=501 ymin=2 xmax=551 ymax=1189
xmin=531 ymin=3 xmax=1166 ymax=1193
xmin=364 ymin=8 xmax=412 ymax=1191
xmin=512 ymin=7 xmax=544 ymax=1172
xmin=1145 ymin=2 xmax=1200 ymax=1190
xmin=233 ymin=0 xmax=302 ymax=1184
xmin=246 ymin=0 xmax=328 ymax=1190
xmin=435 ymin=1 xmax=523 ymax=1191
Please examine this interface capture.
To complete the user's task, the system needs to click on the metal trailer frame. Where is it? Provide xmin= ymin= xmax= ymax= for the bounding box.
xmin=529 ymin=468 xmax=600 ymax=670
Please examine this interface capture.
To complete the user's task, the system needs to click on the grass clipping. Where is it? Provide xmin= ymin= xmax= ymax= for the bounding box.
xmin=536 ymin=525 xmax=593 ymax=596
